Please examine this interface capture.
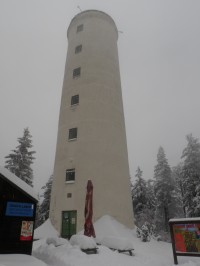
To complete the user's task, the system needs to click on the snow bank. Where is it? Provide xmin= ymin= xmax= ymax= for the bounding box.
xmin=34 ymin=219 xmax=59 ymax=240
xmin=93 ymin=215 xmax=134 ymax=242
xmin=33 ymin=241 xmax=86 ymax=266
xmin=70 ymin=234 xmax=97 ymax=249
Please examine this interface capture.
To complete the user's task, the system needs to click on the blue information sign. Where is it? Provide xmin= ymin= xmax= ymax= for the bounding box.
xmin=5 ymin=202 xmax=34 ymax=217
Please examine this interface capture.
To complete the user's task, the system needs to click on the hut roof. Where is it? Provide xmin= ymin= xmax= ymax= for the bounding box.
xmin=0 ymin=166 xmax=38 ymax=201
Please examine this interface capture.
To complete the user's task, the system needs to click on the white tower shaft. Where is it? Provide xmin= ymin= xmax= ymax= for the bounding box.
xmin=50 ymin=10 xmax=134 ymax=236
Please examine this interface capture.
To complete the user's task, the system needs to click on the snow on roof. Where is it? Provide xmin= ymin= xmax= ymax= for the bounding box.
xmin=34 ymin=219 xmax=59 ymax=240
xmin=169 ymin=217 xmax=200 ymax=222
xmin=0 ymin=166 xmax=38 ymax=201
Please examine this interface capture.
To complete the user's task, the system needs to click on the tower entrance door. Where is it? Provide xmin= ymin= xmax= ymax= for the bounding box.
xmin=61 ymin=210 xmax=77 ymax=239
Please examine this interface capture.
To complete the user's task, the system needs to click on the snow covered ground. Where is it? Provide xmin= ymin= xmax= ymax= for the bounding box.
xmin=0 ymin=215 xmax=200 ymax=266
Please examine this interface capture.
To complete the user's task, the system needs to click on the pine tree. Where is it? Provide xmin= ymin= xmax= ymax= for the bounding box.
xmin=37 ymin=175 xmax=53 ymax=226
xmin=132 ymin=167 xmax=150 ymax=228
xmin=171 ymin=163 xmax=185 ymax=217
xmin=145 ymin=179 xmax=156 ymax=226
xmin=181 ymin=134 xmax=200 ymax=217
xmin=5 ymin=128 xmax=35 ymax=187
xmin=132 ymin=167 xmax=147 ymax=216
xmin=154 ymin=147 xmax=175 ymax=232
xmin=146 ymin=179 xmax=156 ymax=212
xmin=35 ymin=194 xmax=42 ymax=228
xmin=140 ymin=222 xmax=150 ymax=242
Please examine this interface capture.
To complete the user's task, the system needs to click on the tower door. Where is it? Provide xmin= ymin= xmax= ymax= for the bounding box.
xmin=61 ymin=210 xmax=77 ymax=239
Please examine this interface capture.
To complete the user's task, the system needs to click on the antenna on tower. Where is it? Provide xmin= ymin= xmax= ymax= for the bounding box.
xmin=77 ymin=5 xmax=82 ymax=12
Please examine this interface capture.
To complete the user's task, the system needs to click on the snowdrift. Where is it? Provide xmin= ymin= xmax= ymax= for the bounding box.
xmin=34 ymin=219 xmax=59 ymax=240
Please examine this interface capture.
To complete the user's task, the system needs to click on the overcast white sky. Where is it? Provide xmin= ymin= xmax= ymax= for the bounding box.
xmin=0 ymin=0 xmax=200 ymax=193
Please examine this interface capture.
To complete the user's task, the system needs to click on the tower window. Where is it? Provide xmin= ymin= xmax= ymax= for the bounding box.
xmin=67 ymin=193 xmax=72 ymax=198
xmin=73 ymin=67 xmax=81 ymax=78
xmin=77 ymin=24 xmax=83 ymax=33
xmin=71 ymin=95 xmax=79 ymax=106
xmin=66 ymin=169 xmax=75 ymax=182
xmin=75 ymin=45 xmax=82 ymax=54
xmin=68 ymin=128 xmax=77 ymax=140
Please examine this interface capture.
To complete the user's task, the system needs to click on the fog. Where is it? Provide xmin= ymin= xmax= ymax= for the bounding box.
xmin=0 ymin=0 xmax=200 ymax=192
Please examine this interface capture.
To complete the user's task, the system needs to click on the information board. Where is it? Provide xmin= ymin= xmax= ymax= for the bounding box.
xmin=5 ymin=202 xmax=34 ymax=217
xmin=173 ymin=223 xmax=200 ymax=253
xmin=169 ymin=218 xmax=200 ymax=264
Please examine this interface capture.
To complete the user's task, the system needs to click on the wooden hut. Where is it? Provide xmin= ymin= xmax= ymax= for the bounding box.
xmin=0 ymin=167 xmax=38 ymax=255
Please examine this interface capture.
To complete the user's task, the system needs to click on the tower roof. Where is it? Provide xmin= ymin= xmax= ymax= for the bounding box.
xmin=67 ymin=10 xmax=118 ymax=39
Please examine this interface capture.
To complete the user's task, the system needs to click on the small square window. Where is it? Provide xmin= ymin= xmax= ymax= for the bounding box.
xmin=67 ymin=193 xmax=72 ymax=198
xmin=66 ymin=169 xmax=75 ymax=182
xmin=71 ymin=95 xmax=79 ymax=106
xmin=73 ymin=67 xmax=81 ymax=78
xmin=77 ymin=24 xmax=83 ymax=33
xmin=68 ymin=128 xmax=77 ymax=140
xmin=75 ymin=45 xmax=82 ymax=54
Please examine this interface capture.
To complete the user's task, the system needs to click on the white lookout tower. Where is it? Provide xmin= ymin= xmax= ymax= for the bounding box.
xmin=50 ymin=10 xmax=134 ymax=238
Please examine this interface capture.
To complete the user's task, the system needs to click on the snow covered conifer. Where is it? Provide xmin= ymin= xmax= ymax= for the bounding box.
xmin=38 ymin=174 xmax=53 ymax=225
xmin=132 ymin=167 xmax=147 ymax=216
xmin=132 ymin=167 xmax=152 ymax=228
xmin=35 ymin=194 xmax=42 ymax=228
xmin=171 ymin=164 xmax=185 ymax=217
xmin=181 ymin=134 xmax=200 ymax=217
xmin=5 ymin=127 xmax=36 ymax=187
xmin=154 ymin=147 xmax=175 ymax=232
xmin=140 ymin=223 xmax=150 ymax=242
xmin=136 ymin=227 xmax=141 ymax=238
xmin=146 ymin=179 xmax=156 ymax=212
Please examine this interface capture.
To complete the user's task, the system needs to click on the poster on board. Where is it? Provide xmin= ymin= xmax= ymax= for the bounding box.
xmin=173 ymin=223 xmax=200 ymax=253
xmin=20 ymin=221 xmax=34 ymax=241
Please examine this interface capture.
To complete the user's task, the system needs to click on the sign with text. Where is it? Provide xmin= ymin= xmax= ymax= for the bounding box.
xmin=5 ymin=202 xmax=34 ymax=217
xmin=169 ymin=218 xmax=200 ymax=264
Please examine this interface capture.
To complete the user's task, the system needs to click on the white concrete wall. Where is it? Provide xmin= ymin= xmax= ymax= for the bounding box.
xmin=50 ymin=10 xmax=134 ymax=233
